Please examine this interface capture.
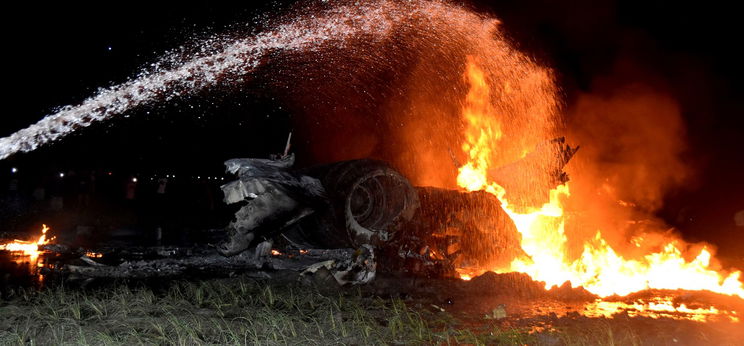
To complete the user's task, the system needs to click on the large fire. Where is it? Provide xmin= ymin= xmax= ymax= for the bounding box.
xmin=455 ymin=58 xmax=744 ymax=301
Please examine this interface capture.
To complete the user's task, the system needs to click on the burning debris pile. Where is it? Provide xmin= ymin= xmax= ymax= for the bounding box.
xmin=14 ymin=133 xmax=575 ymax=287
xmin=453 ymin=59 xmax=744 ymax=302
xmin=209 ymin=136 xmax=574 ymax=280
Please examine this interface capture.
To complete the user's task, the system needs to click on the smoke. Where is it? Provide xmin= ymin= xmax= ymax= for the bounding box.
xmin=735 ymin=211 xmax=744 ymax=227
xmin=568 ymin=86 xmax=688 ymax=211
xmin=272 ymin=4 xmax=559 ymax=188
xmin=563 ymin=61 xmax=693 ymax=256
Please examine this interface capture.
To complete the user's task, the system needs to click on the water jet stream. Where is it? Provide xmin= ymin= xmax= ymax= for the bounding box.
xmin=0 ymin=1 xmax=476 ymax=160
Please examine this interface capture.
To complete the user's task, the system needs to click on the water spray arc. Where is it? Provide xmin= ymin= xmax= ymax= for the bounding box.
xmin=0 ymin=1 xmax=425 ymax=160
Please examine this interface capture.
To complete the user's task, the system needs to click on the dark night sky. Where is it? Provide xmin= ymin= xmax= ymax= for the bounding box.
xmin=2 ymin=1 xmax=742 ymax=252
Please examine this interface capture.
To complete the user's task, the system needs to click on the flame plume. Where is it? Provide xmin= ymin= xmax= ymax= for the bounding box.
xmin=455 ymin=59 xmax=744 ymax=300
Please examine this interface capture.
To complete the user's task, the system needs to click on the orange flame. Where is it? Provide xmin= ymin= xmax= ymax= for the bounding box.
xmin=455 ymin=58 xmax=744 ymax=300
xmin=1 ymin=224 xmax=53 ymax=261
xmin=85 ymin=251 xmax=103 ymax=258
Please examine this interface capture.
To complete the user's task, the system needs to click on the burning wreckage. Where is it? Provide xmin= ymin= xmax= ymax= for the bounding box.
xmin=54 ymin=138 xmax=578 ymax=286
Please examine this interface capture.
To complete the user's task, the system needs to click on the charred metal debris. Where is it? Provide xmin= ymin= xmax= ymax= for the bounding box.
xmin=42 ymin=138 xmax=578 ymax=285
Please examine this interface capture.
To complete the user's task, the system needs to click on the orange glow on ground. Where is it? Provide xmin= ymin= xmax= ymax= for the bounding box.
xmin=584 ymin=297 xmax=739 ymax=322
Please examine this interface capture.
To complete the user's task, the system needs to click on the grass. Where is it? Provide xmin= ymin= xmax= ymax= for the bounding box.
xmin=0 ymin=277 xmax=540 ymax=345
xmin=2 ymin=277 xmax=740 ymax=345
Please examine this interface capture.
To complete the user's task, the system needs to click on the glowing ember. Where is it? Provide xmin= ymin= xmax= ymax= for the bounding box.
xmin=0 ymin=224 xmax=53 ymax=260
xmin=85 ymin=251 xmax=103 ymax=258
xmin=455 ymin=59 xmax=744 ymax=300
xmin=271 ymin=249 xmax=282 ymax=256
